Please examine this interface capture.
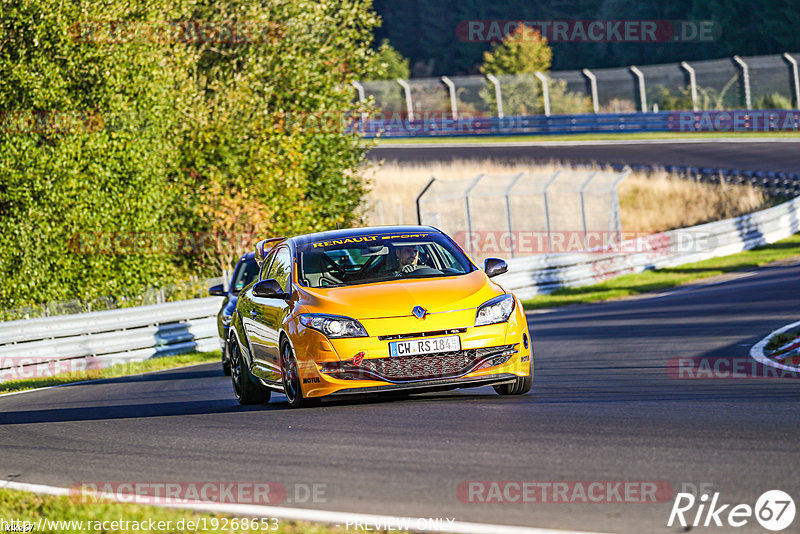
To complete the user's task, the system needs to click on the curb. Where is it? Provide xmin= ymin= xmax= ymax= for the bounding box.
xmin=749 ymin=320 xmax=800 ymax=373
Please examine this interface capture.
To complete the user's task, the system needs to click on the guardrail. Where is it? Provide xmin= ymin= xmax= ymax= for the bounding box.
xmin=0 ymin=298 xmax=220 ymax=384
xmin=497 ymin=195 xmax=800 ymax=299
xmin=360 ymin=110 xmax=800 ymax=138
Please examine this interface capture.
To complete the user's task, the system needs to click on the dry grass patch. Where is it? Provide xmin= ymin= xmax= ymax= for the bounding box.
xmin=361 ymin=159 xmax=767 ymax=234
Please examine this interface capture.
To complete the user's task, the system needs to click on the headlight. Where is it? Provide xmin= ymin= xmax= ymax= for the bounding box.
xmin=475 ymin=294 xmax=515 ymax=326
xmin=299 ymin=314 xmax=368 ymax=338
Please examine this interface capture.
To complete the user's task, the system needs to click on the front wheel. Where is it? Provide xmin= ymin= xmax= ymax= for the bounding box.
xmin=494 ymin=358 xmax=533 ymax=396
xmin=230 ymin=338 xmax=270 ymax=405
xmin=280 ymin=341 xmax=319 ymax=409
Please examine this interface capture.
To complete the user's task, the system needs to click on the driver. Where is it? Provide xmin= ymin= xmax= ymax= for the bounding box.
xmin=395 ymin=244 xmax=420 ymax=274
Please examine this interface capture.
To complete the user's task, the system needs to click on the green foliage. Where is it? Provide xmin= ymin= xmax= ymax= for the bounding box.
xmin=480 ymin=26 xmax=552 ymax=76
xmin=475 ymin=26 xmax=585 ymax=116
xmin=549 ymin=79 xmax=593 ymax=114
xmin=365 ymin=39 xmax=410 ymax=80
xmin=754 ymin=92 xmax=794 ymax=110
xmin=0 ymin=0 xmax=192 ymax=308
xmin=649 ymin=85 xmax=696 ymax=111
xmin=765 ymin=330 xmax=800 ymax=353
xmin=0 ymin=0 xmax=379 ymax=309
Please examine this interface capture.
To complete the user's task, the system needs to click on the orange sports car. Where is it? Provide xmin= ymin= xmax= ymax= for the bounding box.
xmin=227 ymin=226 xmax=532 ymax=407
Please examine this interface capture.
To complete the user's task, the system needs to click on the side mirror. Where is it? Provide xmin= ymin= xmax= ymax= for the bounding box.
xmin=209 ymin=284 xmax=226 ymax=297
xmin=484 ymin=258 xmax=508 ymax=278
xmin=252 ymin=279 xmax=290 ymax=299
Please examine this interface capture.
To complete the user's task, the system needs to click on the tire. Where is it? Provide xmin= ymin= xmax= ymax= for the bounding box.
xmin=280 ymin=341 xmax=319 ymax=409
xmin=494 ymin=357 xmax=533 ymax=396
xmin=230 ymin=337 xmax=270 ymax=405
xmin=221 ymin=345 xmax=232 ymax=376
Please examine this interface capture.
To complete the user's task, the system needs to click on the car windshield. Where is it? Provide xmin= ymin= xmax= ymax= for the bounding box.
xmin=297 ymin=233 xmax=475 ymax=288
xmin=230 ymin=257 xmax=260 ymax=294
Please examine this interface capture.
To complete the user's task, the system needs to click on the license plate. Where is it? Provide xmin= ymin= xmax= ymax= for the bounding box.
xmin=389 ymin=335 xmax=461 ymax=357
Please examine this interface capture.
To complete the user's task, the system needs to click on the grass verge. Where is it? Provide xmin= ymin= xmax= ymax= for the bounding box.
xmin=765 ymin=329 xmax=800 ymax=352
xmin=0 ymin=487 xmax=377 ymax=534
xmin=522 ymin=233 xmax=800 ymax=310
xmin=373 ymin=131 xmax=800 ymax=145
xmin=0 ymin=351 xmax=221 ymax=395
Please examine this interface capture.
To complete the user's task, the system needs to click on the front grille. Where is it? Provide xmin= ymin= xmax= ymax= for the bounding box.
xmin=321 ymin=345 xmax=516 ymax=383
xmin=378 ymin=328 xmax=467 ymax=341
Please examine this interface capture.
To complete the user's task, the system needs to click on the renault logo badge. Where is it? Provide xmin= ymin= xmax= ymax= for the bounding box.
xmin=413 ymin=306 xmax=427 ymax=319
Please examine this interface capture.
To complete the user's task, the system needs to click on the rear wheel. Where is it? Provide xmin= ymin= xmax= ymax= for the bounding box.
xmin=230 ymin=338 xmax=270 ymax=405
xmin=494 ymin=358 xmax=533 ymax=396
xmin=280 ymin=341 xmax=319 ymax=409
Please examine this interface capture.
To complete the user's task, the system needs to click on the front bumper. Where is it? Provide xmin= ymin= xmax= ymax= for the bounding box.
xmin=291 ymin=303 xmax=532 ymax=398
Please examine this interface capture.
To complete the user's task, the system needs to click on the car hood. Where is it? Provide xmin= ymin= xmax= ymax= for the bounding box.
xmin=297 ymin=270 xmax=504 ymax=319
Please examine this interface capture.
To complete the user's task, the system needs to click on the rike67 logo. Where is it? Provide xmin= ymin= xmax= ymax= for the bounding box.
xmin=668 ymin=490 xmax=795 ymax=531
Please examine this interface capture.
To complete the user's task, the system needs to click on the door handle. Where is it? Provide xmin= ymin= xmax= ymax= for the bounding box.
xmin=250 ymin=309 xmax=258 ymax=318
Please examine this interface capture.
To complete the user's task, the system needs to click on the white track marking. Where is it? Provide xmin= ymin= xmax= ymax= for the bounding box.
xmin=1 ymin=481 xmax=609 ymax=534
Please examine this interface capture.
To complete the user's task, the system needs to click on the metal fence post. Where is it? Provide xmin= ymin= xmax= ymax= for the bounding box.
xmin=680 ymin=61 xmax=699 ymax=111
xmin=396 ymin=78 xmax=415 ymax=122
xmin=582 ymin=69 xmax=599 ymax=113
xmin=504 ymin=173 xmax=525 ymax=258
xmin=783 ymin=53 xmax=800 ymax=109
xmin=629 ymin=66 xmax=647 ymax=112
xmin=352 ymin=81 xmax=368 ymax=126
xmin=578 ymin=172 xmax=598 ymax=249
xmin=534 ymin=72 xmax=551 ymax=116
xmin=543 ymin=171 xmax=561 ymax=253
xmin=486 ymin=74 xmax=504 ymax=118
xmin=610 ymin=167 xmax=631 ymax=244
xmin=415 ymin=177 xmax=436 ymax=225
xmin=441 ymin=76 xmax=458 ymax=120
xmin=464 ymin=174 xmax=485 ymax=254
xmin=732 ymin=55 xmax=752 ymax=110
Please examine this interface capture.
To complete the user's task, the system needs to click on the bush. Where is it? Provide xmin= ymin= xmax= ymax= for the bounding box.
xmin=480 ymin=25 xmax=552 ymax=76
xmin=0 ymin=0 xmax=380 ymax=309
xmin=0 ymin=0 xmax=192 ymax=307
xmin=365 ymin=39 xmax=410 ymax=81
xmin=754 ymin=92 xmax=794 ymax=110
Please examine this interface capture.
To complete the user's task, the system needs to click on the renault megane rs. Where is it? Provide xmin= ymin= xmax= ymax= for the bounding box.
xmin=227 ymin=226 xmax=532 ymax=407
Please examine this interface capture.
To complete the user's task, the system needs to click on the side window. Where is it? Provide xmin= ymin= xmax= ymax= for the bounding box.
xmin=267 ymin=247 xmax=292 ymax=293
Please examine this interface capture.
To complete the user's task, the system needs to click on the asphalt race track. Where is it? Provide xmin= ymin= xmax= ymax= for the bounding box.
xmin=368 ymin=140 xmax=800 ymax=174
xmin=2 ymin=262 xmax=799 ymax=533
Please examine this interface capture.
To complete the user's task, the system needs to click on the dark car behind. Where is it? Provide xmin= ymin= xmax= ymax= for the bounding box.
xmin=209 ymin=252 xmax=260 ymax=375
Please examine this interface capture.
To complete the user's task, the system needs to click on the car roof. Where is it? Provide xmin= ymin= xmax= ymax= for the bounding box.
xmin=290 ymin=226 xmax=440 ymax=247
